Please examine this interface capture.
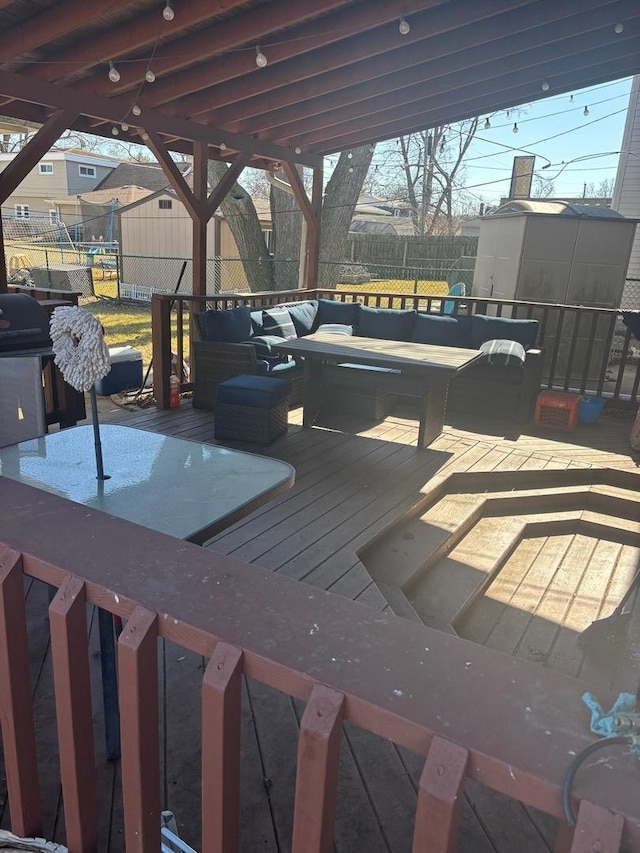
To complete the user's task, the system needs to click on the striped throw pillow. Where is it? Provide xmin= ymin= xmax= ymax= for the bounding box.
xmin=479 ymin=338 xmax=526 ymax=367
xmin=262 ymin=306 xmax=297 ymax=339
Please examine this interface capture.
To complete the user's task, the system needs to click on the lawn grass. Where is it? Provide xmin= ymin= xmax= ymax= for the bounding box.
xmin=82 ymin=297 xmax=154 ymax=368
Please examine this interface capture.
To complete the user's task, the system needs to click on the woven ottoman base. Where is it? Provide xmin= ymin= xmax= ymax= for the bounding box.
xmin=214 ymin=375 xmax=291 ymax=444
xmin=215 ymin=399 xmax=288 ymax=444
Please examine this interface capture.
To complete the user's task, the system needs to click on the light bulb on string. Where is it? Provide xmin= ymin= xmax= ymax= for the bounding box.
xmin=121 ymin=123 xmax=129 ymax=132
xmin=484 ymin=117 xmax=491 ymax=129
xmin=255 ymin=46 xmax=268 ymax=68
xmin=583 ymin=105 xmax=590 ymax=116
xmin=111 ymin=126 xmax=119 ymax=136
xmin=142 ymin=132 xmax=149 ymax=141
xmin=294 ymin=146 xmax=301 ymax=155
xmin=145 ymin=68 xmax=156 ymax=83
xmin=348 ymin=166 xmax=354 ymax=174
xmin=132 ymin=104 xmax=142 ymax=116
xmin=162 ymin=0 xmax=174 ymax=21
xmin=347 ymin=150 xmax=353 ymax=159
xmin=614 ymin=22 xmax=624 ymax=33
xmin=368 ymin=143 xmax=375 ymax=152
xmin=398 ymin=17 xmax=410 ymax=35
xmin=219 ymin=142 xmax=227 ymax=150
xmin=541 ymin=81 xmax=549 ymax=91
xmin=108 ymin=61 xmax=120 ymax=83
xmin=570 ymin=94 xmax=574 ymax=103
xmin=506 ymin=109 xmax=511 ymax=119
xmin=512 ymin=122 xmax=519 ymax=133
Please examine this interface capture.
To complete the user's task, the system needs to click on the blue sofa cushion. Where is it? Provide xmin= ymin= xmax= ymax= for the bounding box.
xmin=471 ymin=315 xmax=538 ymax=349
xmin=315 ymin=298 xmax=360 ymax=329
xmin=412 ymin=314 xmax=473 ymax=348
xmin=287 ymin=300 xmax=318 ymax=336
xmin=201 ymin=306 xmax=252 ymax=343
xmin=262 ymin=306 xmax=297 ymax=338
xmin=479 ymin=338 xmax=526 ymax=367
xmin=250 ymin=310 xmax=265 ymax=336
xmin=358 ymin=305 xmax=416 ymax=341
xmin=217 ymin=374 xmax=291 ymax=408
xmin=317 ymin=323 xmax=354 ymax=335
xmin=242 ymin=335 xmax=291 ymax=363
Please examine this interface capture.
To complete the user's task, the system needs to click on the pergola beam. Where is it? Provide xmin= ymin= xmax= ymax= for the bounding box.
xmin=283 ymin=23 xmax=640 ymax=148
xmin=204 ymin=0 xmax=622 ymax=129
xmin=89 ymin=0 xmax=350 ymax=101
xmin=127 ymin=0 xmax=441 ymax=111
xmin=314 ymin=49 xmax=640 ymax=154
xmin=0 ymin=69 xmax=322 ymax=169
xmin=244 ymin=3 xmax=640 ymax=141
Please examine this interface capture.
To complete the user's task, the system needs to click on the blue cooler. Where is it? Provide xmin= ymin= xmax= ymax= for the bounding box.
xmin=95 ymin=346 xmax=143 ymax=395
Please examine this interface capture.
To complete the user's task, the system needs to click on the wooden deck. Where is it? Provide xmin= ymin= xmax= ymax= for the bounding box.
xmin=3 ymin=397 xmax=639 ymax=852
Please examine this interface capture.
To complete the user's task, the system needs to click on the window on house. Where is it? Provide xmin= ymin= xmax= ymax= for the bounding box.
xmin=158 ymin=199 xmax=173 ymax=210
xmin=49 ymin=209 xmax=59 ymax=223
xmin=39 ymin=163 xmax=54 ymax=175
xmin=79 ymin=165 xmax=96 ymax=178
xmin=15 ymin=204 xmax=30 ymax=218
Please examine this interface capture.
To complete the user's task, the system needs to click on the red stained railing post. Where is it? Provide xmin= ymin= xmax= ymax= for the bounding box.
xmin=568 ymin=800 xmax=624 ymax=852
xmin=202 ymin=643 xmax=243 ymax=853
xmin=118 ymin=606 xmax=160 ymax=853
xmin=292 ymin=684 xmax=344 ymax=853
xmin=412 ymin=736 xmax=468 ymax=853
xmin=0 ymin=548 xmax=42 ymax=837
xmin=49 ymin=576 xmax=98 ymax=853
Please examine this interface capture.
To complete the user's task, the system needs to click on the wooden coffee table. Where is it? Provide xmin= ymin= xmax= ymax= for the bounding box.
xmin=273 ymin=332 xmax=482 ymax=448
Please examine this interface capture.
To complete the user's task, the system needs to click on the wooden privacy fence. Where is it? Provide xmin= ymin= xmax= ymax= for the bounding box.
xmin=151 ymin=288 xmax=640 ymax=411
xmin=0 ymin=479 xmax=637 ymax=853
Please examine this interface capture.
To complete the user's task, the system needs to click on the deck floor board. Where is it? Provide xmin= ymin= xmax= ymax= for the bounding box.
xmin=11 ymin=398 xmax=639 ymax=852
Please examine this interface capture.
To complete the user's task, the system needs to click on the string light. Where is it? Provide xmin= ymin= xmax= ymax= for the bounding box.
xmin=108 ymin=61 xmax=120 ymax=83
xmin=219 ymin=142 xmax=227 ymax=150
xmin=121 ymin=123 xmax=129 ymax=131
xmin=347 ymin=150 xmax=353 ymax=159
xmin=141 ymin=132 xmax=149 ymax=141
xmin=132 ymin=104 xmax=142 ymax=116
xmin=368 ymin=143 xmax=375 ymax=152
xmin=506 ymin=109 xmax=511 ymax=119
xmin=398 ymin=17 xmax=410 ymax=35
xmin=255 ymin=46 xmax=268 ymax=68
xmin=484 ymin=117 xmax=491 ymax=129
xmin=541 ymin=81 xmax=549 ymax=91
xmin=162 ymin=0 xmax=174 ymax=21
xmin=111 ymin=126 xmax=119 ymax=135
xmin=570 ymin=94 xmax=574 ymax=102
xmin=583 ymin=105 xmax=590 ymax=116
xmin=348 ymin=165 xmax=354 ymax=173
xmin=145 ymin=68 xmax=156 ymax=83
xmin=294 ymin=146 xmax=301 ymax=154
xmin=614 ymin=22 xmax=624 ymax=33
xmin=513 ymin=122 xmax=519 ymax=133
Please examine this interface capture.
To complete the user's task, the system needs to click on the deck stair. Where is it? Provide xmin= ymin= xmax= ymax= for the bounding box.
xmin=359 ymin=469 xmax=640 ymax=647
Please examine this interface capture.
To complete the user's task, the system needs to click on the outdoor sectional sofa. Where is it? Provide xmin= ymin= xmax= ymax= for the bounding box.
xmin=192 ymin=298 xmax=543 ymax=423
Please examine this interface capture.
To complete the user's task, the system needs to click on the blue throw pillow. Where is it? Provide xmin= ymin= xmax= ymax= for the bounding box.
xmin=262 ymin=306 xmax=297 ymax=338
xmin=357 ymin=306 xmax=416 ymax=341
xmin=471 ymin=315 xmax=538 ymax=349
xmin=202 ymin=306 xmax=252 ymax=343
xmin=287 ymin=300 xmax=318 ymax=336
xmin=412 ymin=314 xmax=473 ymax=348
xmin=479 ymin=338 xmax=526 ymax=367
xmin=243 ymin=335 xmax=291 ymax=363
xmin=317 ymin=323 xmax=353 ymax=335
xmin=315 ymin=298 xmax=360 ymax=329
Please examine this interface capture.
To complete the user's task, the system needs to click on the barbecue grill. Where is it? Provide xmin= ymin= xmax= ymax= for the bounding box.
xmin=0 ymin=293 xmax=52 ymax=356
xmin=0 ymin=293 xmax=85 ymax=445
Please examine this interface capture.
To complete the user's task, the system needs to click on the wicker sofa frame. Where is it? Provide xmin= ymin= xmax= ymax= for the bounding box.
xmin=192 ymin=340 xmax=304 ymax=410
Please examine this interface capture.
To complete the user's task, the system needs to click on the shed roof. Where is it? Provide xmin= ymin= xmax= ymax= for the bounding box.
xmin=492 ymin=199 xmax=632 ymax=218
xmin=0 ymin=2 xmax=638 ymax=169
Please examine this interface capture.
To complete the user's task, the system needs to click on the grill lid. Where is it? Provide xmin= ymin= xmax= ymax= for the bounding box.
xmin=0 ymin=294 xmax=52 ymax=355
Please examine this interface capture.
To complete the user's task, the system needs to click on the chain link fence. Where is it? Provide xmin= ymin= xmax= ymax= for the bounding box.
xmin=621 ymin=277 xmax=640 ymax=310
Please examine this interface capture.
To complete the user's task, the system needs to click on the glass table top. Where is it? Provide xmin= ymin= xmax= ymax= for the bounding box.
xmin=0 ymin=424 xmax=295 ymax=543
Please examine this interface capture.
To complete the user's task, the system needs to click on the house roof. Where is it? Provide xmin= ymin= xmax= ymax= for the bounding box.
xmin=0 ymin=2 xmax=638 ymax=169
xmin=95 ymin=161 xmax=191 ymax=192
xmin=52 ymin=186 xmax=156 ymax=207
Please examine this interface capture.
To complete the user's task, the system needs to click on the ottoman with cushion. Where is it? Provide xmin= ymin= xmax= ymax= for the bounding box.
xmin=214 ymin=374 xmax=291 ymax=444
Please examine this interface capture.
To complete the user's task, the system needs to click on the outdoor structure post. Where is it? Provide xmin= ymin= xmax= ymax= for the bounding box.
xmin=282 ymin=161 xmax=323 ymax=290
xmin=0 ymin=108 xmax=77 ymax=293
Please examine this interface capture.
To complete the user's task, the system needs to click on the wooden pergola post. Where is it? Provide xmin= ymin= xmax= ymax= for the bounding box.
xmin=282 ymin=161 xmax=323 ymax=290
xmin=0 ymin=109 xmax=77 ymax=293
xmin=146 ymin=132 xmax=251 ymax=407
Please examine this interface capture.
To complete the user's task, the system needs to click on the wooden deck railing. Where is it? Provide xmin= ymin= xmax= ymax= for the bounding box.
xmin=151 ymin=289 xmax=640 ymax=411
xmin=0 ymin=478 xmax=636 ymax=853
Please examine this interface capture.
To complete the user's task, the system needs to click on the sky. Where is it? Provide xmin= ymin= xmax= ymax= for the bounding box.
xmin=441 ymin=75 xmax=634 ymax=207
